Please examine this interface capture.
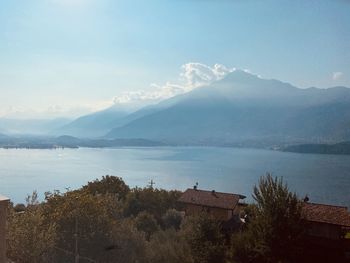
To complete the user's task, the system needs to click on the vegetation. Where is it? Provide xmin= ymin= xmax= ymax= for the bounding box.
xmin=230 ymin=174 xmax=305 ymax=262
xmin=282 ymin=142 xmax=350 ymax=155
xmin=6 ymin=174 xmax=341 ymax=262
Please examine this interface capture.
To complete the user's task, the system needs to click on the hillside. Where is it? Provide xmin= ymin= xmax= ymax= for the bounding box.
xmin=105 ymin=71 xmax=350 ymax=145
xmin=282 ymin=142 xmax=350 ymax=155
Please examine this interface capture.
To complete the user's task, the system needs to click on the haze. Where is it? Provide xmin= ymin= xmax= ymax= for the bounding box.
xmin=0 ymin=0 xmax=349 ymax=119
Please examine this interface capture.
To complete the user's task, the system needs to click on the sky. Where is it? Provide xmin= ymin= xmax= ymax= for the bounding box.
xmin=0 ymin=0 xmax=349 ymax=118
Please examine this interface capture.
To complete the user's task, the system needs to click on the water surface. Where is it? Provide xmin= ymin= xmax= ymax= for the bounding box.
xmin=0 ymin=147 xmax=349 ymax=206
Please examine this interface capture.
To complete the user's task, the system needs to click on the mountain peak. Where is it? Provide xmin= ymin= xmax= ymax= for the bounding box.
xmin=221 ymin=69 xmax=260 ymax=82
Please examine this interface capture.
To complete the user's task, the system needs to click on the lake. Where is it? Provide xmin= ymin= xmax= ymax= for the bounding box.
xmin=0 ymin=147 xmax=349 ymax=206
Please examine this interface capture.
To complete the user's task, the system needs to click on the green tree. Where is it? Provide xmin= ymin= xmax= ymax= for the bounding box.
xmin=145 ymin=229 xmax=194 ymax=263
xmin=43 ymin=190 xmax=146 ymax=263
xmin=124 ymin=187 xmax=182 ymax=222
xmin=162 ymin=208 xmax=183 ymax=230
xmin=7 ymin=192 xmax=57 ymax=263
xmin=134 ymin=211 xmax=159 ymax=240
xmin=82 ymin=175 xmax=130 ymax=200
xmin=231 ymin=174 xmax=305 ymax=262
xmin=181 ymin=213 xmax=226 ymax=263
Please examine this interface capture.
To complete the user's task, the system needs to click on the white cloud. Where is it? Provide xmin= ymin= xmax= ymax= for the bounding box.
xmin=112 ymin=62 xmax=236 ymax=106
xmin=332 ymin=71 xmax=343 ymax=80
xmin=181 ymin=63 xmax=235 ymax=89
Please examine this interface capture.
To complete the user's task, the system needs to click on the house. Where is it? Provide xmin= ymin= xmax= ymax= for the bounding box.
xmin=302 ymin=202 xmax=350 ymax=239
xmin=302 ymin=202 xmax=350 ymax=261
xmin=0 ymin=194 xmax=10 ymax=263
xmin=178 ymin=188 xmax=246 ymax=221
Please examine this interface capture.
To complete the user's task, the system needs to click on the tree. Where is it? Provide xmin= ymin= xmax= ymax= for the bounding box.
xmin=134 ymin=211 xmax=159 ymax=240
xmin=231 ymin=174 xmax=305 ymax=262
xmin=7 ymin=192 xmax=57 ymax=263
xmin=42 ymin=190 xmax=146 ymax=263
xmin=145 ymin=229 xmax=194 ymax=263
xmin=82 ymin=175 xmax=130 ymax=200
xmin=181 ymin=213 xmax=227 ymax=263
xmin=162 ymin=208 xmax=183 ymax=230
xmin=123 ymin=187 xmax=182 ymax=222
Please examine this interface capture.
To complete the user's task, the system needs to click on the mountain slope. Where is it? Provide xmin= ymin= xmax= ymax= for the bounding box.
xmin=106 ymin=71 xmax=350 ymax=145
xmin=54 ymin=106 xmax=129 ymax=138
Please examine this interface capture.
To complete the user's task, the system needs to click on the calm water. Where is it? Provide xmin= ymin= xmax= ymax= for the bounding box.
xmin=0 ymin=147 xmax=349 ymax=206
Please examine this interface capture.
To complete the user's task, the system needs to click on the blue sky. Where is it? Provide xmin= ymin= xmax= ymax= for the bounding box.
xmin=0 ymin=0 xmax=349 ymax=118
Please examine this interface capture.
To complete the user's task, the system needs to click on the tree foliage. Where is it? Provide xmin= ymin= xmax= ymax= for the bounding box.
xmin=182 ymin=213 xmax=227 ymax=263
xmin=7 ymin=192 xmax=57 ymax=263
xmin=82 ymin=175 xmax=130 ymax=200
xmin=230 ymin=174 xmax=305 ymax=262
xmin=123 ymin=187 xmax=182 ymax=221
xmin=7 ymin=174 xmax=312 ymax=263
xmin=145 ymin=229 xmax=194 ymax=263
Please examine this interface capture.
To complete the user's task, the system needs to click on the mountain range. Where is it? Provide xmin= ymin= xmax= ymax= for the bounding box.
xmin=104 ymin=70 xmax=350 ymax=145
xmin=5 ymin=70 xmax=350 ymax=147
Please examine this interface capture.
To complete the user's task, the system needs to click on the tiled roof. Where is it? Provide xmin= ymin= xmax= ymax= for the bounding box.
xmin=178 ymin=188 xmax=246 ymax=210
xmin=302 ymin=202 xmax=350 ymax=227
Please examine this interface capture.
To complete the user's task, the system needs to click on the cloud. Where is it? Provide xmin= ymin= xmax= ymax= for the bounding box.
xmin=113 ymin=83 xmax=184 ymax=104
xmin=112 ymin=63 xmax=236 ymax=106
xmin=181 ymin=63 xmax=235 ymax=89
xmin=0 ymin=100 xmax=114 ymax=119
xmin=332 ymin=71 xmax=343 ymax=80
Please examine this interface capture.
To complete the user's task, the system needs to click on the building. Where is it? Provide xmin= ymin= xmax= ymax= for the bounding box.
xmin=0 ymin=194 xmax=10 ymax=263
xmin=178 ymin=188 xmax=246 ymax=221
xmin=303 ymin=202 xmax=350 ymax=239
xmin=302 ymin=202 xmax=350 ymax=261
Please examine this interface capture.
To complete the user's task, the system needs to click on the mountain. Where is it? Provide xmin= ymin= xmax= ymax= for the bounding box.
xmin=54 ymin=106 xmax=130 ymax=138
xmin=0 ymin=133 xmax=9 ymax=140
xmin=0 ymin=118 xmax=71 ymax=135
xmin=106 ymin=70 xmax=350 ymax=145
xmin=282 ymin=142 xmax=350 ymax=155
xmin=54 ymin=97 xmax=179 ymax=138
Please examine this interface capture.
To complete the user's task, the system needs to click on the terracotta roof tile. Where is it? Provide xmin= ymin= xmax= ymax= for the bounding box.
xmin=178 ymin=188 xmax=246 ymax=210
xmin=302 ymin=202 xmax=350 ymax=227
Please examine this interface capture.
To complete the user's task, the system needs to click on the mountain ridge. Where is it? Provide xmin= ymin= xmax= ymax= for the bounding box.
xmin=105 ymin=71 xmax=350 ymax=145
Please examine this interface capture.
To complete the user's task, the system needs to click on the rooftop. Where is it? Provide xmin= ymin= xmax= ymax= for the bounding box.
xmin=302 ymin=202 xmax=350 ymax=227
xmin=178 ymin=188 xmax=246 ymax=210
xmin=0 ymin=194 xmax=10 ymax=202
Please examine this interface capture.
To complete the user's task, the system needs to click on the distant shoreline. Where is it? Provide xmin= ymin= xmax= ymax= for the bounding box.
xmin=282 ymin=142 xmax=350 ymax=156
xmin=1 ymin=142 xmax=350 ymax=156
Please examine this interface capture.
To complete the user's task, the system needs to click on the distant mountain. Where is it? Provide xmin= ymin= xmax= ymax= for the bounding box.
xmin=0 ymin=133 xmax=8 ymax=140
xmin=282 ymin=142 xmax=350 ymax=155
xmin=54 ymin=106 xmax=129 ymax=138
xmin=0 ymin=134 xmax=165 ymax=149
xmin=55 ymin=100 xmax=176 ymax=138
xmin=106 ymin=70 xmax=350 ymax=145
xmin=0 ymin=118 xmax=71 ymax=135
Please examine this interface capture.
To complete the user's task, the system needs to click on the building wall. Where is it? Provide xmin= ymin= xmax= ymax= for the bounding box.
xmin=307 ymin=221 xmax=342 ymax=240
xmin=0 ymin=199 xmax=9 ymax=263
xmin=183 ymin=203 xmax=238 ymax=221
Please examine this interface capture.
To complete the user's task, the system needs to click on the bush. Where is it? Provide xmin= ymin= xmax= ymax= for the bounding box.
xmin=134 ymin=211 xmax=159 ymax=240
xmin=146 ymin=229 xmax=194 ymax=263
xmin=181 ymin=213 xmax=227 ymax=263
xmin=162 ymin=208 xmax=183 ymax=230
